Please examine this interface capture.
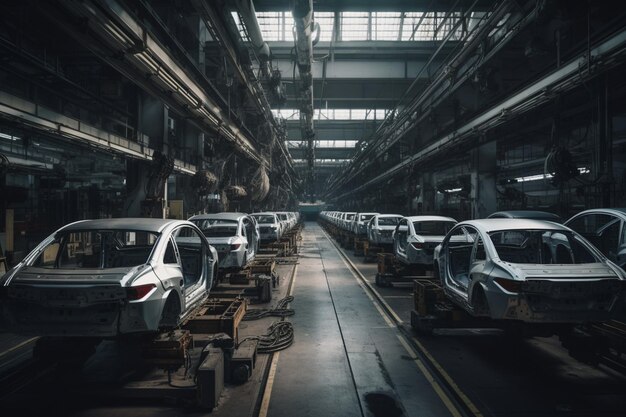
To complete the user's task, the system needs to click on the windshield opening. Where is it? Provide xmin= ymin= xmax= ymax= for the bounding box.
xmin=360 ymin=214 xmax=375 ymax=221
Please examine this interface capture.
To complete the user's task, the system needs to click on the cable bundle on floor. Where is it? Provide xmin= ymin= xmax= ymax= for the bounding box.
xmin=243 ymin=296 xmax=295 ymax=321
xmin=239 ymin=321 xmax=294 ymax=353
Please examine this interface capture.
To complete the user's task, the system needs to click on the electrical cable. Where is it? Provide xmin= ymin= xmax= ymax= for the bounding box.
xmin=243 ymin=296 xmax=295 ymax=321
xmin=238 ymin=320 xmax=294 ymax=353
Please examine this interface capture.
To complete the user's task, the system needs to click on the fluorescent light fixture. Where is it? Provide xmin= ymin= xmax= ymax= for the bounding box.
xmin=0 ymin=132 xmax=19 ymax=141
xmin=445 ymin=187 xmax=463 ymax=193
xmin=514 ymin=167 xmax=590 ymax=183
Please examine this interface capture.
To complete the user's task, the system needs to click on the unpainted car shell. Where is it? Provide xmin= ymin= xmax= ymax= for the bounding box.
xmin=0 ymin=218 xmax=218 ymax=338
xmin=565 ymin=208 xmax=626 ymax=270
xmin=252 ymin=212 xmax=283 ymax=242
xmin=394 ymin=216 xmax=457 ymax=266
xmin=352 ymin=212 xmax=379 ymax=235
xmin=488 ymin=210 xmax=563 ymax=223
xmin=368 ymin=214 xmax=403 ymax=245
xmin=434 ymin=219 xmax=626 ymax=324
xmin=189 ymin=212 xmax=258 ymax=269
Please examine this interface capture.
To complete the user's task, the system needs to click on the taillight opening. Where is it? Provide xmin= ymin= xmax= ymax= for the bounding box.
xmin=230 ymin=243 xmax=241 ymax=251
xmin=411 ymin=242 xmax=424 ymax=250
xmin=126 ymin=283 xmax=156 ymax=300
xmin=494 ymin=278 xmax=522 ymax=293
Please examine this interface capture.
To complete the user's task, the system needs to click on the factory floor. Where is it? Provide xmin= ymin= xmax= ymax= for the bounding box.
xmin=283 ymin=222 xmax=625 ymax=417
xmin=263 ymin=222 xmax=452 ymax=417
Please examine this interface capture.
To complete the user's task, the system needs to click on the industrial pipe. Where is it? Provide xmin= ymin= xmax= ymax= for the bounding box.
xmin=235 ymin=0 xmax=271 ymax=78
xmin=292 ymin=0 xmax=315 ymax=196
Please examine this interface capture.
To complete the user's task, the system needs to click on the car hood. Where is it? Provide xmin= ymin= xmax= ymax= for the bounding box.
xmin=7 ymin=264 xmax=150 ymax=286
xmin=500 ymin=263 xmax=623 ymax=280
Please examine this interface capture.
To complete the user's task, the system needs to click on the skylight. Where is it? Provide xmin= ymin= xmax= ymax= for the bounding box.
xmin=340 ymin=12 xmax=369 ymax=41
xmin=233 ymin=10 xmax=466 ymax=43
xmin=314 ymin=12 xmax=335 ymax=42
xmin=371 ymin=12 xmax=402 ymax=41
xmin=257 ymin=11 xmax=288 ymax=41
xmin=287 ymin=140 xmax=358 ymax=148
xmin=273 ymin=109 xmax=390 ymax=121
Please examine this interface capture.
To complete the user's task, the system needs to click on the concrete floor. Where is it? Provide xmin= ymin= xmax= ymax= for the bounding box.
xmin=265 ymin=223 xmax=454 ymax=417
xmin=328 ymin=223 xmax=626 ymax=417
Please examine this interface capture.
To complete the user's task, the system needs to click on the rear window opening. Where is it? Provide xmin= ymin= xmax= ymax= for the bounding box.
xmin=488 ymin=230 xmax=598 ymax=264
xmin=32 ymin=230 xmax=159 ymax=269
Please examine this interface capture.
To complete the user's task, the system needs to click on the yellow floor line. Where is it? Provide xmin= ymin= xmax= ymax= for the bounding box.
xmin=258 ymin=351 xmax=280 ymax=417
xmin=258 ymin=253 xmax=299 ymax=417
xmin=396 ymin=335 xmax=462 ymax=417
xmin=322 ymin=226 xmax=479 ymax=417
xmin=0 ymin=337 xmax=39 ymax=359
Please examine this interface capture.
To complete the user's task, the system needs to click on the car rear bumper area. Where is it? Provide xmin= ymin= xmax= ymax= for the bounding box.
xmin=3 ymin=299 xmax=123 ymax=337
xmin=1 ymin=284 xmax=159 ymax=337
xmin=487 ymin=280 xmax=623 ymax=323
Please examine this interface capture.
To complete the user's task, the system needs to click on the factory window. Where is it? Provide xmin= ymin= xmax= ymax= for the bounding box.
xmin=371 ymin=12 xmax=402 ymax=41
xmin=277 ymin=109 xmax=388 ymax=121
xmin=286 ymin=141 xmax=357 ymax=148
xmin=333 ymin=109 xmax=351 ymax=120
xmin=234 ymin=11 xmax=469 ymax=44
xmin=257 ymin=11 xmax=288 ymax=41
xmin=400 ymin=12 xmax=463 ymax=41
xmin=272 ymin=109 xmax=300 ymax=120
xmin=340 ymin=12 xmax=370 ymax=41
xmin=314 ymin=12 xmax=335 ymax=41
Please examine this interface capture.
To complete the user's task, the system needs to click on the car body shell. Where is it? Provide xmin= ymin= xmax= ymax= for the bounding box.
xmin=488 ymin=210 xmax=563 ymax=223
xmin=189 ymin=213 xmax=259 ymax=269
xmin=434 ymin=219 xmax=626 ymax=323
xmin=252 ymin=212 xmax=283 ymax=242
xmin=351 ymin=212 xmax=379 ymax=235
xmin=393 ymin=216 xmax=457 ymax=266
xmin=565 ymin=208 xmax=626 ymax=270
xmin=275 ymin=212 xmax=293 ymax=233
xmin=367 ymin=214 xmax=403 ymax=245
xmin=340 ymin=212 xmax=356 ymax=231
xmin=0 ymin=218 xmax=218 ymax=338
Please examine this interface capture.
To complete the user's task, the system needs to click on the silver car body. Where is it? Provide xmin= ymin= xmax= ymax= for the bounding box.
xmin=434 ymin=219 xmax=626 ymax=323
xmin=0 ymin=219 xmax=217 ymax=337
xmin=394 ymin=216 xmax=457 ymax=266
xmin=341 ymin=212 xmax=357 ymax=231
xmin=352 ymin=212 xmax=379 ymax=235
xmin=275 ymin=212 xmax=293 ymax=232
xmin=565 ymin=208 xmax=626 ymax=270
xmin=488 ymin=210 xmax=563 ymax=223
xmin=252 ymin=212 xmax=283 ymax=242
xmin=368 ymin=214 xmax=403 ymax=245
xmin=189 ymin=213 xmax=259 ymax=269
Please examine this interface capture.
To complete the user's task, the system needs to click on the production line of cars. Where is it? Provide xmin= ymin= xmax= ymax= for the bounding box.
xmin=0 ymin=211 xmax=300 ymax=339
xmin=320 ymin=209 xmax=626 ymax=326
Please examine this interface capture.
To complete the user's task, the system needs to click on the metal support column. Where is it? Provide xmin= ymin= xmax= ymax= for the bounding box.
xmin=470 ymin=141 xmax=497 ymax=219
